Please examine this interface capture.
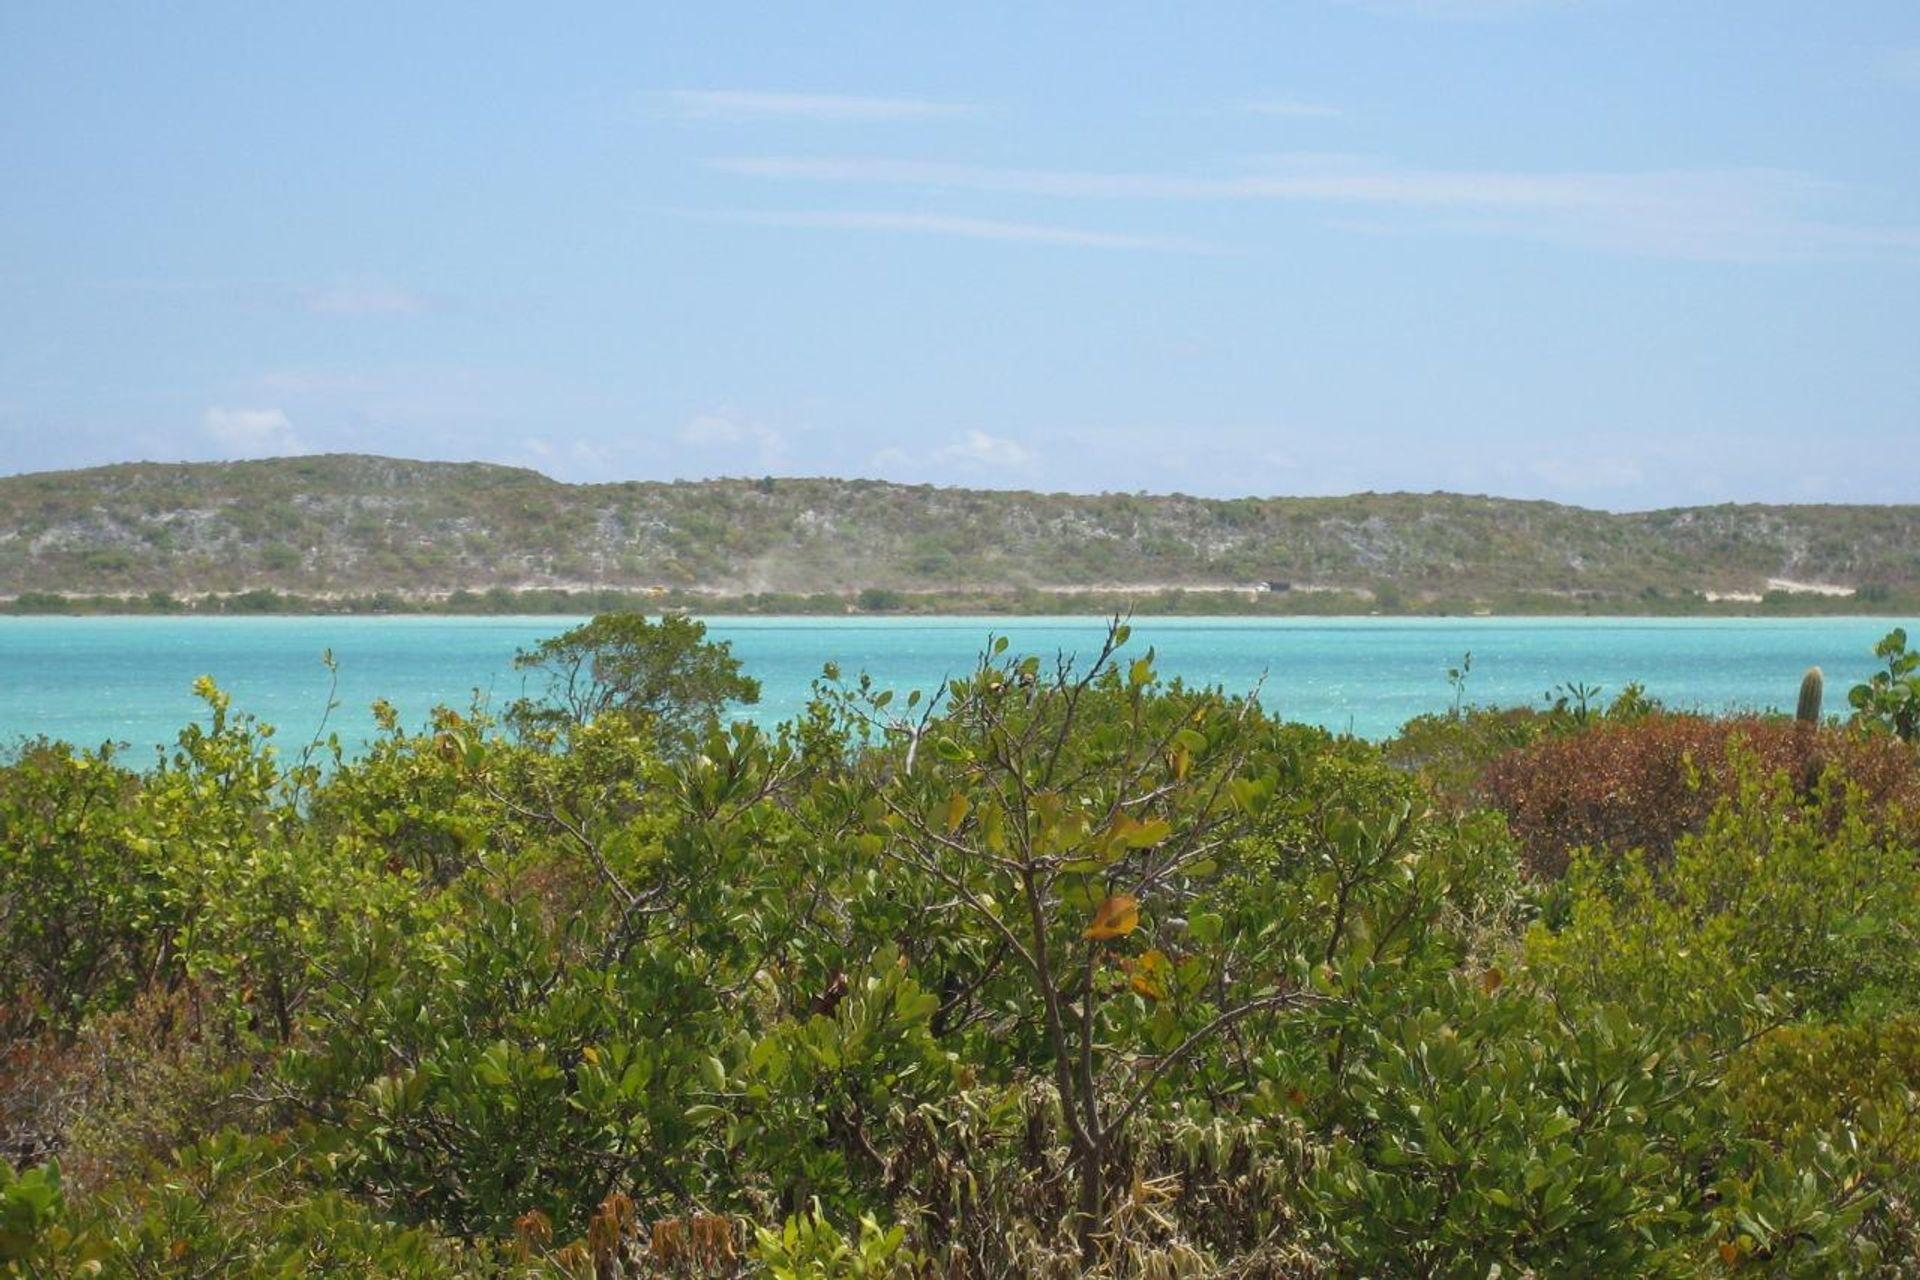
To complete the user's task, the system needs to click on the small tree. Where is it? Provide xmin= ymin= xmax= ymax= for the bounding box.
xmin=510 ymin=613 xmax=760 ymax=743
xmin=816 ymin=621 xmax=1321 ymax=1259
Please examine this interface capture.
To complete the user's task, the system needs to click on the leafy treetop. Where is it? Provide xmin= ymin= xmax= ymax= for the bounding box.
xmin=509 ymin=613 xmax=760 ymax=743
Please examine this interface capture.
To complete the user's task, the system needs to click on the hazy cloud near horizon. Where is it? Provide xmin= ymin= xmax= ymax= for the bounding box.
xmin=202 ymin=408 xmax=306 ymax=459
xmin=1 ymin=3 xmax=1915 ymax=510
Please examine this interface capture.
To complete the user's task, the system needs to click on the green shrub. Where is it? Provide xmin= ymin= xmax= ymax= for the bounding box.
xmin=509 ymin=613 xmax=760 ymax=744
xmin=1531 ymin=750 xmax=1920 ymax=1042
xmin=752 ymin=1200 xmax=919 ymax=1280
xmin=854 ymin=588 xmax=905 ymax=612
xmin=1382 ymin=705 xmax=1551 ymax=809
xmin=6 ymin=621 xmax=1919 ymax=1276
xmin=0 ymin=1158 xmax=64 ymax=1268
xmin=24 ymin=1134 xmax=462 ymax=1277
xmin=1851 ymin=626 xmax=1920 ymax=742
xmin=0 ymin=743 xmax=156 ymax=1038
xmin=1305 ymin=983 xmax=1717 ymax=1276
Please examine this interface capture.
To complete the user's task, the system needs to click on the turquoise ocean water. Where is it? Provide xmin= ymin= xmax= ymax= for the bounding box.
xmin=0 ymin=615 xmax=1910 ymax=759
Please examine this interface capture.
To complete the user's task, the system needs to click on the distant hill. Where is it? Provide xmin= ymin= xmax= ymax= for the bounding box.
xmin=1 ymin=455 xmax=1917 ymax=614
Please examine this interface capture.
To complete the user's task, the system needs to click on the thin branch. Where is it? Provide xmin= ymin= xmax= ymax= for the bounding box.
xmin=1104 ymin=989 xmax=1327 ymax=1142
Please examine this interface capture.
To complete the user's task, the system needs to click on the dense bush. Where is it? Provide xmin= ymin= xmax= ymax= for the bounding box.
xmin=1481 ymin=713 xmax=1920 ymax=877
xmin=0 ymin=741 xmax=157 ymax=1042
xmin=1379 ymin=705 xmax=1554 ymax=811
xmin=1532 ymin=753 xmax=1920 ymax=1036
xmin=2 ymin=618 xmax=1918 ymax=1276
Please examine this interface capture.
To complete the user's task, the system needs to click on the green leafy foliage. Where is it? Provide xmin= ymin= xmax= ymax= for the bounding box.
xmin=752 ymin=1201 xmax=919 ymax=1280
xmin=20 ymin=1134 xmax=461 ymax=1277
xmin=1306 ymin=986 xmax=1719 ymax=1276
xmin=0 ymin=1159 xmax=64 ymax=1266
xmin=1530 ymin=752 xmax=1920 ymax=1042
xmin=0 ymin=742 xmax=157 ymax=1037
xmin=1850 ymin=626 xmax=1920 ymax=742
xmin=3 ymin=620 xmax=1919 ymax=1276
xmin=508 ymin=612 xmax=760 ymax=743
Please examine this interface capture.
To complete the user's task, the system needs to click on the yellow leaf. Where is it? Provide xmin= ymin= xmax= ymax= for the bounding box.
xmin=1168 ymin=744 xmax=1191 ymax=781
xmin=1098 ymin=814 xmax=1172 ymax=856
xmin=1480 ymin=966 xmax=1504 ymax=995
xmin=1034 ymin=794 xmax=1090 ymax=855
xmin=1085 ymin=894 xmax=1141 ymax=940
xmin=945 ymin=791 xmax=970 ymax=835
xmin=580 ymin=1045 xmax=600 ymax=1065
xmin=1129 ymin=948 xmax=1171 ymax=1000
xmin=982 ymin=803 xmax=1007 ymax=853
xmin=1719 ymin=1241 xmax=1742 ymax=1266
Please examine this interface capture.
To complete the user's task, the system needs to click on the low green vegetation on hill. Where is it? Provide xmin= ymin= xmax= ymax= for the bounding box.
xmin=1 ymin=455 xmax=1916 ymax=614
xmin=3 ymin=623 xmax=1920 ymax=1275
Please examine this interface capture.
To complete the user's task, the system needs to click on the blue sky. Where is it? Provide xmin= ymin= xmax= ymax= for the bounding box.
xmin=2 ymin=2 xmax=1916 ymax=509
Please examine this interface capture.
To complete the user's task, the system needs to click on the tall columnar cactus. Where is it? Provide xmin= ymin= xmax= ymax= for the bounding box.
xmin=1796 ymin=666 xmax=1824 ymax=725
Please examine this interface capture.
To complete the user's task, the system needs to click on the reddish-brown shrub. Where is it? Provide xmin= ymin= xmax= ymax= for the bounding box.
xmin=0 ymin=1027 xmax=73 ymax=1168
xmin=1481 ymin=715 xmax=1920 ymax=878
xmin=0 ymin=984 xmax=259 ymax=1191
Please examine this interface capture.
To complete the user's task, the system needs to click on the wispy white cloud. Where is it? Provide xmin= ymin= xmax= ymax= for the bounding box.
xmin=707 ymin=154 xmax=1920 ymax=262
xmin=867 ymin=446 xmax=913 ymax=473
xmin=678 ymin=411 xmax=790 ymax=467
xmin=708 ymin=155 xmax=1161 ymax=195
xmin=713 ymin=209 xmax=1230 ymax=254
xmin=658 ymin=90 xmax=974 ymax=122
xmin=1245 ymin=97 xmax=1342 ymax=119
xmin=203 ymin=407 xmax=305 ymax=458
xmin=934 ymin=430 xmax=1035 ymax=472
xmin=707 ymin=153 xmax=1796 ymax=208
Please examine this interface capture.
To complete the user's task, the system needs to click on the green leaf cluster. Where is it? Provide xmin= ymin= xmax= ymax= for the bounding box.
xmin=2 ymin=619 xmax=1919 ymax=1276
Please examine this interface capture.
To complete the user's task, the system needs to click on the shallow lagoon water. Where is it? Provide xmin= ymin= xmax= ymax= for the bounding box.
xmin=0 ymin=614 xmax=1909 ymax=758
